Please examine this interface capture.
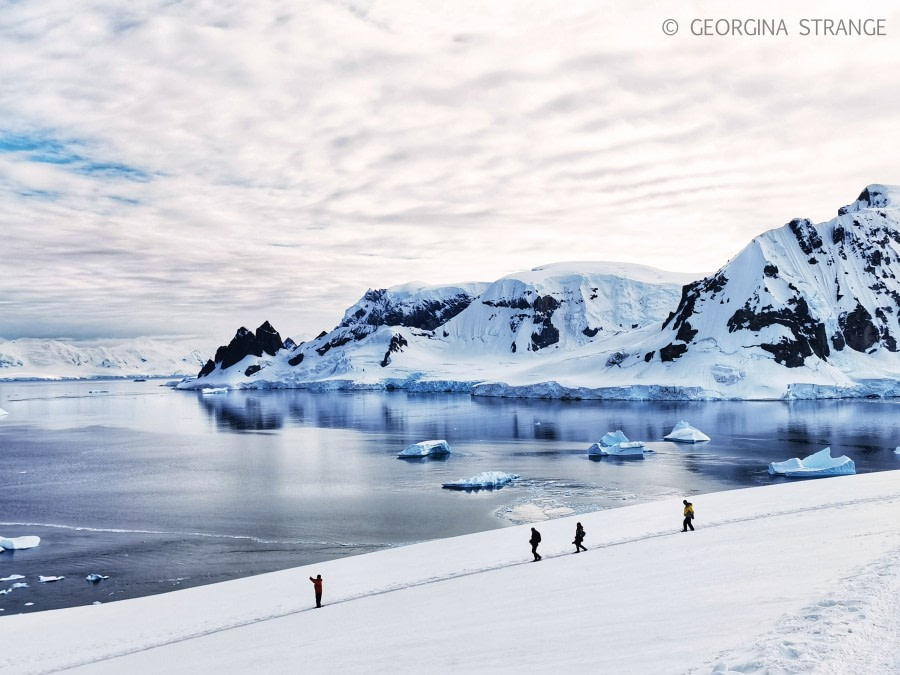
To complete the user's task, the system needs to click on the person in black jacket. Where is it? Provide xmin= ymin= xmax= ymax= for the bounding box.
xmin=573 ymin=522 xmax=587 ymax=553
xmin=530 ymin=527 xmax=542 ymax=561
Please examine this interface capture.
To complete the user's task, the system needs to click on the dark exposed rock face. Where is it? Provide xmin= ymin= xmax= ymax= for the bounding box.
xmin=197 ymin=321 xmax=286 ymax=377
xmin=727 ymin=296 xmax=829 ymax=367
xmin=839 ymin=303 xmax=879 ymax=352
xmin=343 ymin=289 xmax=476 ymax=332
xmin=530 ymin=295 xmax=561 ymax=351
xmin=381 ymin=333 xmax=408 ymax=367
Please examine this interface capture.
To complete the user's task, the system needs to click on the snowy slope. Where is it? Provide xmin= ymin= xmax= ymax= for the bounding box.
xmin=0 ymin=337 xmax=208 ymax=380
xmin=183 ymin=185 xmax=900 ymax=400
xmin=3 ymin=472 xmax=900 ymax=673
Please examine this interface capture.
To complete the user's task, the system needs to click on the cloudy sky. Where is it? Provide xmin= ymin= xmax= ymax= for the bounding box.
xmin=3 ymin=0 xmax=900 ymax=345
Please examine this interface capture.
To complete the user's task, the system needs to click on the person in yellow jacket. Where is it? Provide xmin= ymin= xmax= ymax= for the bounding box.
xmin=682 ymin=500 xmax=695 ymax=532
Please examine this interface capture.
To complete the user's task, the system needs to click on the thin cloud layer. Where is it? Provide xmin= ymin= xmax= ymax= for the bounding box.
xmin=2 ymin=0 xmax=899 ymax=343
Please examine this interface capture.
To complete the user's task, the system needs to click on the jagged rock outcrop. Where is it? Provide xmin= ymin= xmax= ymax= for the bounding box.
xmin=197 ymin=321 xmax=285 ymax=377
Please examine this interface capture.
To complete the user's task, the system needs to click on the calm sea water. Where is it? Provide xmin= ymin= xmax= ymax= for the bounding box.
xmin=2 ymin=380 xmax=900 ymax=614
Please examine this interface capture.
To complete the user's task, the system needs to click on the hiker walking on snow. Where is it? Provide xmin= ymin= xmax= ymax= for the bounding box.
xmin=309 ymin=574 xmax=324 ymax=608
xmin=530 ymin=527 xmax=542 ymax=561
xmin=682 ymin=500 xmax=695 ymax=532
xmin=573 ymin=522 xmax=587 ymax=553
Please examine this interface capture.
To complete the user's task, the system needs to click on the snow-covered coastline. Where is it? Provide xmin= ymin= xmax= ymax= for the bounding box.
xmin=178 ymin=186 xmax=900 ymax=401
xmin=0 ymin=338 xmax=207 ymax=381
xmin=3 ymin=472 xmax=900 ymax=673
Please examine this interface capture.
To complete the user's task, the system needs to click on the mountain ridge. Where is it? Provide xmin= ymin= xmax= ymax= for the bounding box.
xmin=183 ymin=184 xmax=900 ymax=400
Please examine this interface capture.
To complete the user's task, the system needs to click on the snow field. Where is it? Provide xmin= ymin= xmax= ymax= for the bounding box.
xmin=3 ymin=473 xmax=900 ymax=673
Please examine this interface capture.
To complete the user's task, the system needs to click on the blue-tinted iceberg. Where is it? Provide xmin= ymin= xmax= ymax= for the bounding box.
xmin=398 ymin=439 xmax=452 ymax=457
xmin=442 ymin=471 xmax=518 ymax=490
xmin=768 ymin=447 xmax=855 ymax=477
xmin=664 ymin=420 xmax=710 ymax=443
xmin=0 ymin=535 xmax=40 ymax=550
xmin=588 ymin=430 xmax=645 ymax=456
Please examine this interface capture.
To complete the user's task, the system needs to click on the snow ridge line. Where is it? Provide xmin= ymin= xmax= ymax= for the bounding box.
xmin=44 ymin=491 xmax=900 ymax=674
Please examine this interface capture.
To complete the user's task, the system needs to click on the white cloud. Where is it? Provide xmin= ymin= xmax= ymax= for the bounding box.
xmin=1 ymin=0 xmax=900 ymax=344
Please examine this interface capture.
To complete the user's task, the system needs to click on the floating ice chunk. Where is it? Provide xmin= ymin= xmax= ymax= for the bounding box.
xmin=398 ymin=439 xmax=452 ymax=457
xmin=86 ymin=574 xmax=109 ymax=582
xmin=0 ymin=535 xmax=40 ymax=550
xmin=768 ymin=447 xmax=856 ymax=477
xmin=589 ymin=440 xmax=645 ymax=457
xmin=664 ymin=420 xmax=710 ymax=443
xmin=895 ymin=446 xmax=900 ymax=454
xmin=442 ymin=471 xmax=519 ymax=490
xmin=201 ymin=387 xmax=229 ymax=395
xmin=600 ymin=430 xmax=630 ymax=447
xmin=10 ymin=582 xmax=28 ymax=589
xmin=38 ymin=576 xmax=65 ymax=582
xmin=0 ymin=574 xmax=25 ymax=582
xmin=0 ymin=407 xmax=8 ymax=416
xmin=589 ymin=430 xmax=645 ymax=456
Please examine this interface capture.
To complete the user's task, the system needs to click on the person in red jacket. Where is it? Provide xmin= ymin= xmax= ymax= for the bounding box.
xmin=309 ymin=574 xmax=323 ymax=608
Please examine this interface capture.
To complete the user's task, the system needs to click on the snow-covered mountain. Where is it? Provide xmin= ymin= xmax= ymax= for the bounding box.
xmin=0 ymin=337 xmax=208 ymax=380
xmin=182 ymin=262 xmax=697 ymax=392
xmin=183 ymin=185 xmax=900 ymax=400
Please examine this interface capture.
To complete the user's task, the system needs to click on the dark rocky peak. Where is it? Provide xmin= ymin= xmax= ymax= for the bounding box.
xmin=255 ymin=321 xmax=285 ymax=357
xmin=196 ymin=321 xmax=286 ymax=377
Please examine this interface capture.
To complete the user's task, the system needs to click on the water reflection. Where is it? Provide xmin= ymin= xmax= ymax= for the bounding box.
xmin=198 ymin=392 xmax=285 ymax=431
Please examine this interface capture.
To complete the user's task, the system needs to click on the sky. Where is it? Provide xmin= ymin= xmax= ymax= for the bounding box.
xmin=3 ymin=0 xmax=900 ymax=345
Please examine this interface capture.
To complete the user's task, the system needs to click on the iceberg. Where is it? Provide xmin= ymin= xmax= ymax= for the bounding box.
xmin=200 ymin=387 xmax=229 ymax=395
xmin=86 ymin=574 xmax=109 ymax=583
xmin=588 ymin=430 xmax=645 ymax=456
xmin=600 ymin=430 xmax=629 ymax=447
xmin=38 ymin=575 xmax=65 ymax=582
xmin=0 ymin=574 xmax=24 ymax=582
xmin=0 ymin=535 xmax=40 ymax=550
xmin=664 ymin=420 xmax=710 ymax=443
xmin=398 ymin=439 xmax=452 ymax=458
xmin=768 ymin=447 xmax=856 ymax=478
xmin=442 ymin=471 xmax=519 ymax=490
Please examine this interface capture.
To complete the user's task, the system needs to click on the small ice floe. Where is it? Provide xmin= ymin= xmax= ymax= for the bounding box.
xmin=86 ymin=574 xmax=109 ymax=583
xmin=768 ymin=447 xmax=856 ymax=478
xmin=442 ymin=471 xmax=519 ymax=490
xmin=398 ymin=439 xmax=452 ymax=458
xmin=24 ymin=602 xmax=34 ymax=606
xmin=588 ymin=430 xmax=645 ymax=457
xmin=0 ymin=535 xmax=41 ymax=550
xmin=10 ymin=582 xmax=28 ymax=589
xmin=664 ymin=420 xmax=710 ymax=443
xmin=895 ymin=446 xmax=900 ymax=454
xmin=38 ymin=575 xmax=65 ymax=583
xmin=0 ymin=407 xmax=8 ymax=416
xmin=0 ymin=574 xmax=25 ymax=582
xmin=200 ymin=387 xmax=229 ymax=395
